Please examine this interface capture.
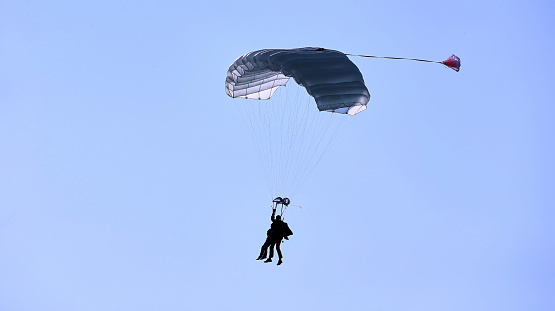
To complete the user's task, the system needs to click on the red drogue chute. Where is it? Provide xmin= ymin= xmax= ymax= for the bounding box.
xmin=441 ymin=54 xmax=460 ymax=72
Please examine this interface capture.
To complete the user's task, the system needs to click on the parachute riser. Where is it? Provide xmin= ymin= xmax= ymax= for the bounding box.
xmin=272 ymin=196 xmax=291 ymax=219
xmin=271 ymin=202 xmax=287 ymax=219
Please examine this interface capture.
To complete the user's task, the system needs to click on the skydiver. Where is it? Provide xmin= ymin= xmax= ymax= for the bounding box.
xmin=256 ymin=207 xmax=292 ymax=265
xmin=256 ymin=208 xmax=278 ymax=261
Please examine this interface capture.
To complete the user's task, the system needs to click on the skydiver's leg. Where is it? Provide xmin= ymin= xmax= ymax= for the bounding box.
xmin=257 ymin=238 xmax=270 ymax=260
xmin=276 ymin=241 xmax=282 ymax=259
xmin=276 ymin=240 xmax=283 ymax=265
xmin=269 ymin=242 xmax=275 ymax=259
xmin=257 ymin=244 xmax=265 ymax=260
xmin=261 ymin=240 xmax=270 ymax=258
xmin=264 ymin=242 xmax=275 ymax=263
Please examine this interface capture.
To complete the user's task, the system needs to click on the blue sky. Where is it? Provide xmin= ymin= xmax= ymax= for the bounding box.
xmin=1 ymin=1 xmax=554 ymax=310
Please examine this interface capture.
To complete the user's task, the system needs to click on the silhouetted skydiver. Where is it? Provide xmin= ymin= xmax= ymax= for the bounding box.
xmin=256 ymin=207 xmax=292 ymax=265
xmin=256 ymin=208 xmax=278 ymax=261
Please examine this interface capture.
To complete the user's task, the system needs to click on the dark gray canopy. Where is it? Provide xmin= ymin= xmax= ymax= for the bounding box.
xmin=225 ymin=47 xmax=370 ymax=115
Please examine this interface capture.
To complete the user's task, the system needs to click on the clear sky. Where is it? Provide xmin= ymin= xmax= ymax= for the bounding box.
xmin=1 ymin=0 xmax=554 ymax=310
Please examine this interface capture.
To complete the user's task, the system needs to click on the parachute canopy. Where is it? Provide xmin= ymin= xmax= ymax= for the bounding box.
xmin=225 ymin=47 xmax=370 ymax=115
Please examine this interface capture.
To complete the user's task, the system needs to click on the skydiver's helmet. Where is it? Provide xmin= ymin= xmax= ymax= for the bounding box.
xmin=276 ymin=215 xmax=281 ymax=221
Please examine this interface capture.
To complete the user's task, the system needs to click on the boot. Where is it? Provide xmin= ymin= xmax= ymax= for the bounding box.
xmin=277 ymin=259 xmax=283 ymax=265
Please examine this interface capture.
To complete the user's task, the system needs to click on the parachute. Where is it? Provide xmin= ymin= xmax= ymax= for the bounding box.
xmin=225 ymin=47 xmax=460 ymax=198
xmin=226 ymin=47 xmax=368 ymax=197
xmin=226 ymin=47 xmax=370 ymax=115
xmin=441 ymin=54 xmax=461 ymax=72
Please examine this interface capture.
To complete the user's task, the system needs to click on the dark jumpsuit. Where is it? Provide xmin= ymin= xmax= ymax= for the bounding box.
xmin=267 ymin=215 xmax=284 ymax=260
xmin=258 ymin=209 xmax=284 ymax=260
